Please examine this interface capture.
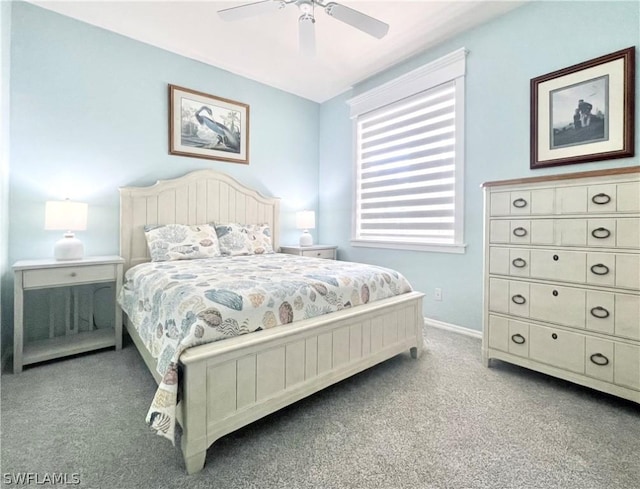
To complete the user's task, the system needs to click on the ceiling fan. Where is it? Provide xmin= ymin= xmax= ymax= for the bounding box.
xmin=217 ymin=0 xmax=390 ymax=56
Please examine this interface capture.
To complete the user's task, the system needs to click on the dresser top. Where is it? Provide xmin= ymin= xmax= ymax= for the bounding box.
xmin=481 ymin=166 xmax=639 ymax=188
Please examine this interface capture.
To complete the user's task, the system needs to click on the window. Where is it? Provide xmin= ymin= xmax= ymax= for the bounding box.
xmin=348 ymin=49 xmax=467 ymax=253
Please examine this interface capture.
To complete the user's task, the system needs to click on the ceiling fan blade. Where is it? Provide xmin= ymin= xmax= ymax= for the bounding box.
xmin=299 ymin=15 xmax=316 ymax=56
xmin=324 ymin=2 xmax=389 ymax=39
xmin=218 ymin=0 xmax=284 ymax=21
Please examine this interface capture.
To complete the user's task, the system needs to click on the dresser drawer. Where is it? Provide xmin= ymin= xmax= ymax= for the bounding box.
xmin=489 ymin=248 xmax=532 ymax=278
xmin=489 ymin=278 xmax=530 ymax=318
xmin=585 ymin=291 xmax=640 ymax=339
xmin=529 ymin=324 xmax=585 ymax=374
xmin=526 ymin=250 xmax=639 ymax=290
xmin=23 ymin=264 xmax=117 ymax=289
xmin=487 ymin=315 xmax=529 ymax=358
xmin=490 ymin=278 xmax=640 ymax=337
xmin=489 ymin=220 xmax=555 ymax=245
xmin=556 ymin=182 xmax=640 ymax=214
xmin=489 ymin=189 xmax=555 ymax=216
xmin=585 ymin=337 xmax=614 ymax=383
xmin=586 ymin=253 xmax=640 ymax=290
xmin=301 ymin=248 xmax=335 ymax=259
xmin=557 ymin=184 xmax=617 ymax=214
xmin=584 ymin=337 xmax=640 ymax=391
xmin=587 ymin=339 xmax=640 ymax=391
xmin=555 ymin=218 xmax=640 ymax=249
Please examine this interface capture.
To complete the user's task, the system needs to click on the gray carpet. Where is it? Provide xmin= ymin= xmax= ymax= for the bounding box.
xmin=1 ymin=326 xmax=639 ymax=489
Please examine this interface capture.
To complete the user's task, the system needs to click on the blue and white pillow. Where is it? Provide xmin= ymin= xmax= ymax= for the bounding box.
xmin=214 ymin=223 xmax=254 ymax=256
xmin=144 ymin=224 xmax=222 ymax=262
xmin=246 ymin=224 xmax=274 ymax=254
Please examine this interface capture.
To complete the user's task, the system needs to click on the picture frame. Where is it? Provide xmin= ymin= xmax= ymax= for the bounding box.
xmin=530 ymin=47 xmax=635 ymax=169
xmin=169 ymin=84 xmax=249 ymax=164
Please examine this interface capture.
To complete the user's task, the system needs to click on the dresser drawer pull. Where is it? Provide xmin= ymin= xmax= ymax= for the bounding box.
xmin=511 ymin=334 xmax=526 ymax=345
xmin=512 ymin=198 xmax=527 ymax=208
xmin=551 ymin=333 xmax=558 ymax=340
xmin=591 ymin=193 xmax=611 ymax=205
xmin=590 ymin=306 xmax=610 ymax=319
xmin=552 ymin=290 xmax=558 ymax=297
xmin=512 ymin=227 xmax=527 ymax=237
xmin=70 ymin=272 xmax=77 ymax=277
xmin=511 ymin=294 xmax=526 ymax=305
xmin=316 ymin=252 xmax=322 ymax=257
xmin=590 ymin=263 xmax=610 ymax=276
xmin=591 ymin=227 xmax=611 ymax=239
xmin=553 ymin=254 xmax=559 ymax=261
xmin=589 ymin=353 xmax=609 ymax=366
xmin=512 ymin=258 xmax=527 ymax=268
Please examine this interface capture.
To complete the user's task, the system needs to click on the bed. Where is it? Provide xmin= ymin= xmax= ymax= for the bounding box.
xmin=119 ymin=169 xmax=425 ymax=474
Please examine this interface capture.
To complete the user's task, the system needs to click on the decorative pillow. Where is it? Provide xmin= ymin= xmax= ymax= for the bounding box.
xmin=215 ymin=223 xmax=254 ymax=256
xmin=144 ymin=224 xmax=222 ymax=262
xmin=246 ymin=224 xmax=274 ymax=254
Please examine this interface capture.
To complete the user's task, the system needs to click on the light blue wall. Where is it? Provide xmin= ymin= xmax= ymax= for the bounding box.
xmin=319 ymin=1 xmax=640 ymax=331
xmin=1 ymin=0 xmax=12 ymax=362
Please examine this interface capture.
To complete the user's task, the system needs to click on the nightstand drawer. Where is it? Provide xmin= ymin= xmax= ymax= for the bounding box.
xmin=301 ymin=248 xmax=336 ymax=259
xmin=23 ymin=264 xmax=116 ymax=289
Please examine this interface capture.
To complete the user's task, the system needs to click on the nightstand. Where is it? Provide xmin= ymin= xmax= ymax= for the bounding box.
xmin=279 ymin=245 xmax=338 ymax=260
xmin=13 ymin=255 xmax=124 ymax=373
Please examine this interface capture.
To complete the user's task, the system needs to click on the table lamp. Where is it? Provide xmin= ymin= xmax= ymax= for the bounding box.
xmin=45 ymin=199 xmax=88 ymax=260
xmin=296 ymin=210 xmax=315 ymax=246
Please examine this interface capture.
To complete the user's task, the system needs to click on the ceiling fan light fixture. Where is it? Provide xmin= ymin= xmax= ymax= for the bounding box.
xmin=298 ymin=0 xmax=314 ymax=15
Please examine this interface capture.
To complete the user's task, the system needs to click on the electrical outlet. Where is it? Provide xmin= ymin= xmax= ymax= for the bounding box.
xmin=434 ymin=288 xmax=442 ymax=301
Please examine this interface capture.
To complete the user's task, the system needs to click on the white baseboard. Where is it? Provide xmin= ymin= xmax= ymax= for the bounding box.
xmin=424 ymin=317 xmax=482 ymax=339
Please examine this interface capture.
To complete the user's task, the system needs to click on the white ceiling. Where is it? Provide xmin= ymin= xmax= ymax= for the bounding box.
xmin=30 ymin=1 xmax=524 ymax=102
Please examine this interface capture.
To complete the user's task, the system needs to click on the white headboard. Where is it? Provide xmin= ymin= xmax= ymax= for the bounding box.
xmin=119 ymin=170 xmax=280 ymax=271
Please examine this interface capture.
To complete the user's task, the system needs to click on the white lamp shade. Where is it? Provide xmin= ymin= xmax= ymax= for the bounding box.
xmin=45 ymin=200 xmax=88 ymax=260
xmin=296 ymin=210 xmax=315 ymax=230
xmin=45 ymin=200 xmax=88 ymax=231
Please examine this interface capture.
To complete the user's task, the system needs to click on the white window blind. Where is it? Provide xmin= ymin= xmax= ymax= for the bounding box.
xmin=348 ymin=48 xmax=466 ymax=253
xmin=355 ymin=82 xmax=456 ymax=245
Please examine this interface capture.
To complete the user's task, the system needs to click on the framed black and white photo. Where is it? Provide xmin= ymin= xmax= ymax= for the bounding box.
xmin=530 ymin=47 xmax=635 ymax=169
xmin=169 ymin=84 xmax=249 ymax=164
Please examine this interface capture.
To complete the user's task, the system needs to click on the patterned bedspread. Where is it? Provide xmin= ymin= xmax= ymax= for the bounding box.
xmin=118 ymin=253 xmax=413 ymax=442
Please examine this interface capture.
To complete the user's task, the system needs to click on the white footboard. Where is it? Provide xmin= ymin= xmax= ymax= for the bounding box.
xmin=178 ymin=291 xmax=425 ymax=474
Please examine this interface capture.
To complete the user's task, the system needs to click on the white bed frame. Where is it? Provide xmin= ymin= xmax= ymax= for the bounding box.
xmin=119 ymin=170 xmax=425 ymax=474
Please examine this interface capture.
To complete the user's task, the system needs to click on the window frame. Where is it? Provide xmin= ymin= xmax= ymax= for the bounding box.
xmin=347 ymin=48 xmax=468 ymax=254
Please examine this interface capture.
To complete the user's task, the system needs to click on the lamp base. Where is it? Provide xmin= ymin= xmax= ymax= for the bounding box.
xmin=299 ymin=230 xmax=313 ymax=247
xmin=54 ymin=233 xmax=84 ymax=261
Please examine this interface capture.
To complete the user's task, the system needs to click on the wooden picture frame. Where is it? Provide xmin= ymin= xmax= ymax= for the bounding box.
xmin=530 ymin=47 xmax=635 ymax=169
xmin=169 ymin=84 xmax=249 ymax=164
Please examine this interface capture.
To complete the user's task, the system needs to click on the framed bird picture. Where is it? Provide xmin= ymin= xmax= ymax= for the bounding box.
xmin=169 ymin=84 xmax=250 ymax=164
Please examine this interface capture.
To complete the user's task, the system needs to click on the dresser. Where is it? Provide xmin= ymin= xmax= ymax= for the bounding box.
xmin=482 ymin=167 xmax=640 ymax=403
